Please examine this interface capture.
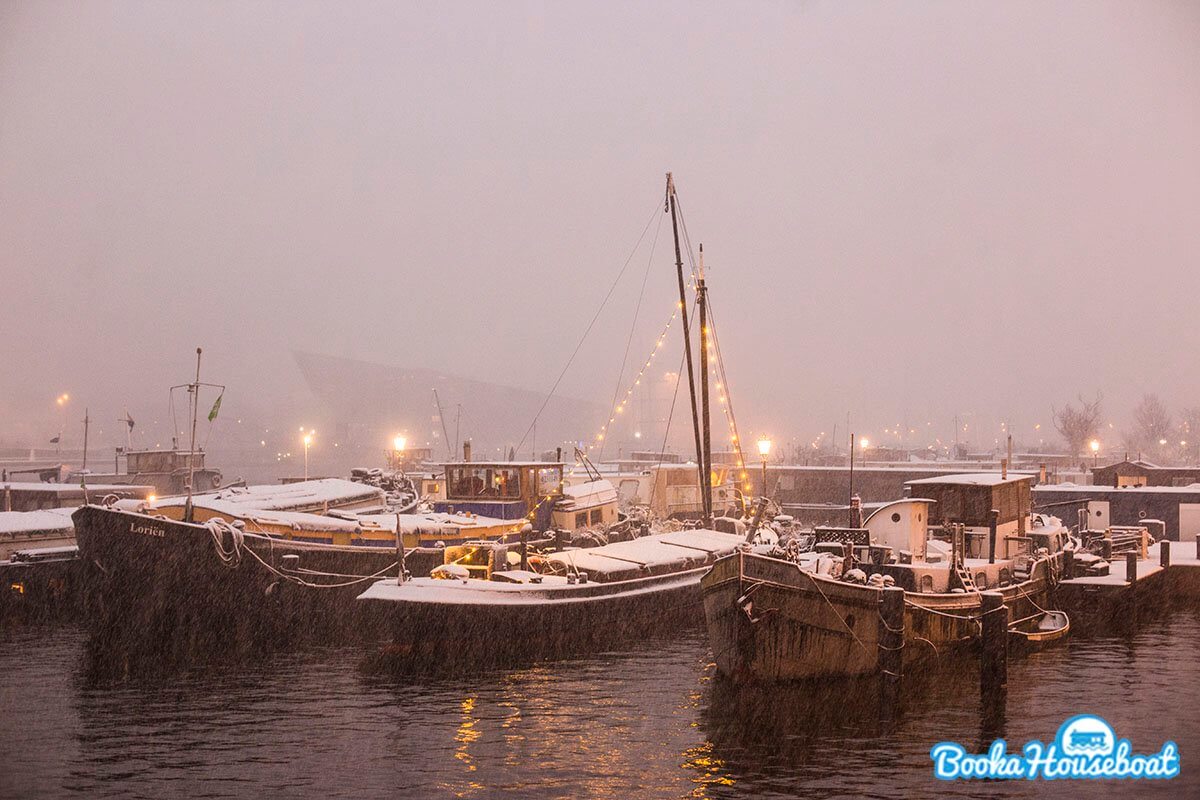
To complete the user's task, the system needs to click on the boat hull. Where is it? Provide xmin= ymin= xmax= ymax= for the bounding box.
xmin=358 ymin=568 xmax=708 ymax=672
xmin=701 ymin=550 xmax=1059 ymax=682
xmin=72 ymin=504 xmax=419 ymax=646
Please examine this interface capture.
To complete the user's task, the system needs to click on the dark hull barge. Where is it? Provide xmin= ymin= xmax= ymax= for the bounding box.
xmin=73 ymin=504 xmax=463 ymax=644
xmin=357 ymin=528 xmax=745 ymax=671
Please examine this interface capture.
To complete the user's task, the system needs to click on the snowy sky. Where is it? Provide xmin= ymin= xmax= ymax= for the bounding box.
xmin=2 ymin=0 xmax=1197 ymax=452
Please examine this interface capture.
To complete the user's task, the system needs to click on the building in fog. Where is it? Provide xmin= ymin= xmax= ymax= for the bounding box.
xmin=294 ymin=351 xmax=606 ymax=458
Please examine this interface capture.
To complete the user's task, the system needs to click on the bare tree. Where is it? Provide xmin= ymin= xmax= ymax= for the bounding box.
xmin=1177 ymin=406 xmax=1200 ymax=463
xmin=1129 ymin=394 xmax=1173 ymax=456
xmin=1053 ymin=393 xmax=1103 ymax=457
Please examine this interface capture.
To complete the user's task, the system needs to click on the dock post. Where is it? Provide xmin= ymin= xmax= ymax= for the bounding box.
xmin=879 ymin=586 xmax=905 ymax=711
xmin=1063 ymin=549 xmax=1074 ymax=580
xmin=980 ymin=592 xmax=1007 ymax=702
xmin=1161 ymin=539 xmax=1171 ymax=569
xmin=1125 ymin=551 xmax=1138 ymax=585
xmin=1102 ymin=538 xmax=1113 ymax=561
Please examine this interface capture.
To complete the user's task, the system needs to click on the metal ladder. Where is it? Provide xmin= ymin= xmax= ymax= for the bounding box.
xmin=951 ymin=523 xmax=978 ymax=592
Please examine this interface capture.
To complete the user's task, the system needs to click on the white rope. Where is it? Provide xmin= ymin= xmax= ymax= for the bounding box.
xmin=206 ymin=518 xmax=244 ymax=567
xmin=205 ymin=517 xmax=400 ymax=588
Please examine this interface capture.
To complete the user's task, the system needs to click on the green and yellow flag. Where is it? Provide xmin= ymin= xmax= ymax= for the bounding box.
xmin=208 ymin=392 xmax=223 ymax=422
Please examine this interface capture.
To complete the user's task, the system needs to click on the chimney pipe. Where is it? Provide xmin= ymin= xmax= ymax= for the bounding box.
xmin=463 ymin=440 xmax=472 ymax=462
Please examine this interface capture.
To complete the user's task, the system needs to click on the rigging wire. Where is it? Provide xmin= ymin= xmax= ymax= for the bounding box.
xmin=598 ymin=210 xmax=664 ymax=461
xmin=513 ymin=200 xmax=662 ymax=455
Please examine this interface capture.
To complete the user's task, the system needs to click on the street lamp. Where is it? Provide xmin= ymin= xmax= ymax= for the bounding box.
xmin=1090 ymin=438 xmax=1100 ymax=468
xmin=303 ymin=432 xmax=313 ymax=480
xmin=757 ymin=436 xmax=772 ymax=497
xmin=393 ymin=435 xmax=406 ymax=452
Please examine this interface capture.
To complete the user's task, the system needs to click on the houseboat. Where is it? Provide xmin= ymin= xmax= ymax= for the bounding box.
xmin=357 ymin=526 xmax=746 ymax=670
xmin=71 ymin=447 xmax=223 ymax=496
xmin=700 ymin=473 xmax=1072 ymax=682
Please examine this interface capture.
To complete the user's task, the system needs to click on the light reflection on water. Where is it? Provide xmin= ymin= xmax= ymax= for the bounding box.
xmin=1 ymin=611 xmax=1197 ymax=799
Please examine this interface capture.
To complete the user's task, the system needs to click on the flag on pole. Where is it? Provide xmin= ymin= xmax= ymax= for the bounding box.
xmin=49 ymin=435 xmax=60 ymax=444
xmin=125 ymin=412 xmax=135 ymax=431
xmin=208 ymin=392 xmax=223 ymax=422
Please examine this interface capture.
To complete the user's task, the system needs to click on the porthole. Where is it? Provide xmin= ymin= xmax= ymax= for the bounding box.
xmin=891 ymin=512 xmax=902 ymax=523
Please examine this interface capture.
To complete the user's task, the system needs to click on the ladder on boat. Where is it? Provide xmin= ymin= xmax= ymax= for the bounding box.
xmin=953 ymin=561 xmax=978 ymax=593
xmin=950 ymin=523 xmax=978 ymax=593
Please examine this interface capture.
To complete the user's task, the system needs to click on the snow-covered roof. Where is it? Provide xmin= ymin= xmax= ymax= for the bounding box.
xmin=166 ymin=479 xmax=386 ymax=512
xmin=0 ymin=508 xmax=75 ymax=534
xmin=355 ymin=511 xmax=513 ymax=532
xmin=0 ymin=482 xmax=153 ymax=493
xmin=557 ymin=479 xmax=617 ymax=511
xmin=905 ymin=472 xmax=1034 ymax=487
xmin=1035 ymin=483 xmax=1200 ymax=495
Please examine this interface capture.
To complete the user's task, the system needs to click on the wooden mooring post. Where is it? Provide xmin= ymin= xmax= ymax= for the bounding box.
xmin=879 ymin=586 xmax=904 ymax=709
xmin=1063 ymin=549 xmax=1074 ymax=580
xmin=1161 ymin=539 xmax=1171 ymax=569
xmin=1126 ymin=551 xmax=1138 ymax=585
xmin=981 ymin=592 xmax=1007 ymax=701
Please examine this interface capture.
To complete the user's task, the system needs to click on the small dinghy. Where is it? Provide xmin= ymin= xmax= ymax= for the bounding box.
xmin=1009 ymin=610 xmax=1070 ymax=649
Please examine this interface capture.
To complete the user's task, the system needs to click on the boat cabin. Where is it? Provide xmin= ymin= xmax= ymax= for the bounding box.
xmin=73 ymin=447 xmax=223 ymax=495
xmin=905 ymin=473 xmax=1035 ymax=559
xmin=432 ymin=461 xmax=565 ymax=530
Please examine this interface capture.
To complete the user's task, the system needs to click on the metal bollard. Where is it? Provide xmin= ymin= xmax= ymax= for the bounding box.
xmin=1161 ymin=539 xmax=1171 ymax=569
xmin=1125 ymin=551 xmax=1138 ymax=585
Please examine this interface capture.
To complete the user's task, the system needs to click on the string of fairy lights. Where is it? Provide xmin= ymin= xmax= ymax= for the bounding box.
xmin=496 ymin=302 xmax=685 ymax=534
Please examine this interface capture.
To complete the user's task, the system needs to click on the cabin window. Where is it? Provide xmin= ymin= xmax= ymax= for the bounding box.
xmin=891 ymin=512 xmax=901 ymax=523
xmin=491 ymin=468 xmax=520 ymax=498
xmin=575 ymin=512 xmax=587 ymax=527
xmin=537 ymin=467 xmax=563 ymax=496
xmin=999 ymin=568 xmax=1011 ymax=585
xmin=919 ymin=574 xmax=934 ymax=593
xmin=447 ymin=467 xmax=521 ymax=499
xmin=975 ymin=572 xmax=988 ymax=589
xmin=590 ymin=508 xmax=603 ymax=524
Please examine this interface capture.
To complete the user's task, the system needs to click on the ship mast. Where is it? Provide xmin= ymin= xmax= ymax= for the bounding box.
xmin=665 ymin=173 xmax=707 ymax=519
xmin=697 ymin=244 xmax=713 ymax=524
xmin=185 ymin=347 xmax=202 ymax=522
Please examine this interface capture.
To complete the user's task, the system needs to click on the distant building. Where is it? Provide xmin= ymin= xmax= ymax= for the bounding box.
xmin=1033 ymin=483 xmax=1200 ymax=541
xmin=1091 ymin=459 xmax=1200 ymax=488
xmin=294 ymin=351 xmax=605 ymax=456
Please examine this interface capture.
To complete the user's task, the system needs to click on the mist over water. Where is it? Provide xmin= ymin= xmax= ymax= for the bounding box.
xmin=2 ymin=1 xmax=1198 ymax=458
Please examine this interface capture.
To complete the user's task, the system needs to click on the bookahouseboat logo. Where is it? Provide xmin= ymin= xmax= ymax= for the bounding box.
xmin=931 ymin=715 xmax=1179 ymax=780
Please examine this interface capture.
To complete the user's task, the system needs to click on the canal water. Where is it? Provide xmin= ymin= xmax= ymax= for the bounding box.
xmin=2 ymin=610 xmax=1196 ymax=799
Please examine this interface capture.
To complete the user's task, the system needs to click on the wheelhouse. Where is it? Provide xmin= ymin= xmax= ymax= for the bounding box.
xmin=432 ymin=461 xmax=565 ymax=531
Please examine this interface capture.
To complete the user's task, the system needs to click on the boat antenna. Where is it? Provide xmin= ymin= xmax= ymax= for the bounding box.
xmin=696 ymin=242 xmax=713 ymax=524
xmin=81 ymin=407 xmax=90 ymax=471
xmin=185 ymin=347 xmax=202 ymax=523
xmin=848 ymin=431 xmax=855 ymax=528
xmin=432 ymin=388 xmax=454 ymax=459
xmin=665 ymin=173 xmax=706 ymax=521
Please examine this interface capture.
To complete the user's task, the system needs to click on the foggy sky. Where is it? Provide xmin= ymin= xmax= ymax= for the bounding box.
xmin=2 ymin=1 xmax=1198 ymax=454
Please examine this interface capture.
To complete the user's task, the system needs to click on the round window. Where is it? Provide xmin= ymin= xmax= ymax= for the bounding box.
xmin=891 ymin=512 xmax=902 ymax=523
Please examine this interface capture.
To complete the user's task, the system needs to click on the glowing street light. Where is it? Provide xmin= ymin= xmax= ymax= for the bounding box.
xmin=303 ymin=431 xmax=314 ymax=479
xmin=1090 ymin=438 xmax=1100 ymax=468
xmin=860 ymin=437 xmax=870 ymax=450
xmin=393 ymin=435 xmax=407 ymax=452
xmin=757 ymin=437 xmax=772 ymax=497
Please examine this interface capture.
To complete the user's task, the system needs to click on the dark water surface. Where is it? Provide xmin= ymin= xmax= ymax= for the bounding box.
xmin=2 ymin=611 xmax=1197 ymax=799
